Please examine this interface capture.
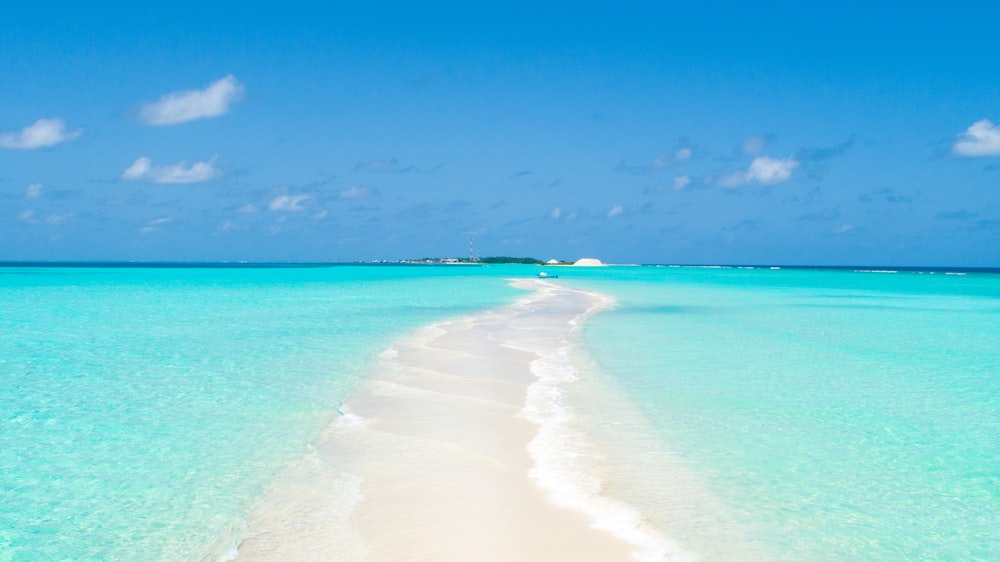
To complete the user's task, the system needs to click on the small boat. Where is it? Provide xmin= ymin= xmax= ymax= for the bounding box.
xmin=538 ymin=271 xmax=559 ymax=279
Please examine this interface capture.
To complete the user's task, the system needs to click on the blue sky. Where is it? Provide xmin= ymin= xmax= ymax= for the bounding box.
xmin=2 ymin=2 xmax=998 ymax=265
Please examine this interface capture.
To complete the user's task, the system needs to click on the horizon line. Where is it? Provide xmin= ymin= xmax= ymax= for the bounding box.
xmin=1 ymin=260 xmax=998 ymax=273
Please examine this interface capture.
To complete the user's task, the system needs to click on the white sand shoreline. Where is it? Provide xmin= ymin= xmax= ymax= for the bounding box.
xmin=227 ymin=279 xmax=680 ymax=561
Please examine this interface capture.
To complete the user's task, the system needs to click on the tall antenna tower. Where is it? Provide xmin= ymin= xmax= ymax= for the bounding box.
xmin=469 ymin=237 xmax=474 ymax=262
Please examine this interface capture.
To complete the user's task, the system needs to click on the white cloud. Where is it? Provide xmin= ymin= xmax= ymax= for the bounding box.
xmin=742 ymin=135 xmax=767 ymax=155
xmin=673 ymin=175 xmax=691 ymax=190
xmin=237 ymin=204 xmax=259 ymax=213
xmin=747 ymin=156 xmax=799 ymax=184
xmin=314 ymin=210 xmax=329 ymax=219
xmin=18 ymin=209 xmax=36 ymax=221
xmin=339 ymin=185 xmax=371 ymax=199
xmin=674 ymin=147 xmax=692 ymax=161
xmin=833 ymin=224 xmax=854 ymax=234
xmin=550 ymin=207 xmax=562 ymax=219
xmin=121 ymin=156 xmax=219 ymax=184
xmin=141 ymin=217 xmax=172 ymax=233
xmin=269 ymin=194 xmax=311 ymax=212
xmin=218 ymin=220 xmax=236 ymax=232
xmin=608 ymin=205 xmax=624 ymax=218
xmin=720 ymin=156 xmax=799 ymax=188
xmin=953 ymin=119 xmax=1000 ymax=157
xmin=25 ymin=183 xmax=42 ymax=198
xmin=139 ymin=75 xmax=244 ymax=126
xmin=0 ymin=118 xmax=82 ymax=149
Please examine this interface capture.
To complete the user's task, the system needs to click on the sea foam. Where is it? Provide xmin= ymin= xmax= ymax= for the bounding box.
xmin=515 ymin=285 xmax=692 ymax=562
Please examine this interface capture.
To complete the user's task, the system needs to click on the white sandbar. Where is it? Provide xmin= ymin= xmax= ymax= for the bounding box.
xmin=229 ymin=279 xmax=680 ymax=561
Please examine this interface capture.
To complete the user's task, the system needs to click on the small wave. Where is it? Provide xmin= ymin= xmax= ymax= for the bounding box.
xmin=520 ymin=345 xmax=688 ymax=562
xmin=337 ymin=411 xmax=366 ymax=429
xmin=686 ymin=265 xmax=728 ymax=269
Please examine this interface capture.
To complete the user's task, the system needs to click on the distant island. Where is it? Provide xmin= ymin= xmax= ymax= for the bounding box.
xmin=404 ymin=256 xmax=550 ymax=265
xmin=401 ymin=257 xmax=597 ymax=266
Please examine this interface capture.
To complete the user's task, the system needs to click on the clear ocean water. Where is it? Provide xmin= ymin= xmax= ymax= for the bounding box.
xmin=2 ymin=264 xmax=998 ymax=561
xmin=561 ymin=266 xmax=1000 ymax=561
xmin=0 ymin=265 xmax=524 ymax=561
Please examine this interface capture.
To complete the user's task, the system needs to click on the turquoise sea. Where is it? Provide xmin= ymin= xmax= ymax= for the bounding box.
xmin=562 ymin=266 xmax=1000 ymax=561
xmin=0 ymin=265 xmax=524 ymax=561
xmin=2 ymin=264 xmax=998 ymax=560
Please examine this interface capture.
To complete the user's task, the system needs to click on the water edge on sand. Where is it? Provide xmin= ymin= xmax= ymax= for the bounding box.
xmin=228 ymin=279 xmax=698 ymax=561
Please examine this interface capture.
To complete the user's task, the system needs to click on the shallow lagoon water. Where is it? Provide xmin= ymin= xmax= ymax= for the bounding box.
xmin=0 ymin=265 xmax=523 ymax=560
xmin=2 ymin=264 xmax=998 ymax=560
xmin=562 ymin=267 xmax=1000 ymax=560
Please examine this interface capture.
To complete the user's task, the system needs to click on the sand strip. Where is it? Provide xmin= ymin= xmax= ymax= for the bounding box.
xmin=230 ymin=279 xmax=674 ymax=561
